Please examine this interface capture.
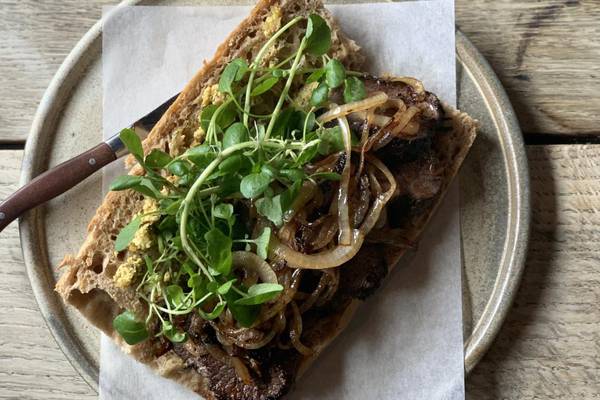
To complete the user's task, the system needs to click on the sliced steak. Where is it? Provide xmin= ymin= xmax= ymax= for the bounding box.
xmin=173 ymin=315 xmax=299 ymax=400
xmin=338 ymin=244 xmax=388 ymax=300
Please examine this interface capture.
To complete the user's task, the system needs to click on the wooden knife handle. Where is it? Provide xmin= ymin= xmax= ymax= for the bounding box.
xmin=0 ymin=143 xmax=116 ymax=233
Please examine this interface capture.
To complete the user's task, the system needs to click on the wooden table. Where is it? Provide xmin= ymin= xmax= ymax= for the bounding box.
xmin=1 ymin=1 xmax=599 ymax=399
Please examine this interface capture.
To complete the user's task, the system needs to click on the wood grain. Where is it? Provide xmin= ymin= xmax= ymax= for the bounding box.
xmin=2 ymin=146 xmax=599 ymax=398
xmin=1 ymin=1 xmax=599 ymax=142
xmin=466 ymin=145 xmax=600 ymax=399
xmin=0 ymin=151 xmax=96 ymax=399
xmin=0 ymin=0 xmax=114 ymax=143
xmin=456 ymin=0 xmax=600 ymax=135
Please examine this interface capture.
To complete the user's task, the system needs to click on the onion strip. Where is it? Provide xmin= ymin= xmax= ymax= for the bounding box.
xmin=317 ymin=92 xmax=388 ymax=123
xmin=290 ymin=302 xmax=313 ymax=356
xmin=232 ymin=251 xmax=277 ymax=284
xmin=269 ymin=156 xmax=396 ymax=269
xmin=337 ymin=116 xmax=352 ymax=245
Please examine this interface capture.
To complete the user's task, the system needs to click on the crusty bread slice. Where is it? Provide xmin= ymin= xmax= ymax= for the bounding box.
xmin=56 ymin=0 xmax=365 ymax=397
xmin=56 ymin=1 xmax=478 ymax=398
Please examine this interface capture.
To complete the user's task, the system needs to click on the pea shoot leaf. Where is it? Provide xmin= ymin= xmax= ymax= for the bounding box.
xmin=161 ymin=320 xmax=187 ymax=343
xmin=344 ymin=76 xmax=367 ymax=103
xmin=317 ymin=126 xmax=345 ymax=155
xmin=185 ymin=145 xmax=217 ymax=168
xmin=305 ymin=14 xmax=331 ymax=56
xmin=213 ymin=203 xmax=234 ymax=224
xmin=198 ymin=301 xmax=226 ymax=320
xmin=113 ymin=310 xmax=148 ymax=345
xmin=255 ymin=227 xmax=271 ymax=260
xmin=219 ymin=58 xmax=248 ymax=93
xmin=145 ymin=149 xmax=172 ymax=169
xmin=325 ymin=59 xmax=345 ymax=89
xmin=200 ymin=104 xmax=218 ymax=131
xmin=204 ymin=228 xmax=233 ymax=275
xmin=165 ymin=285 xmax=186 ymax=309
xmin=217 ymin=279 xmax=236 ymax=295
xmin=306 ymin=68 xmax=325 ymax=84
xmin=119 ymin=128 xmax=143 ymax=162
xmin=279 ymin=180 xmax=302 ymax=212
xmin=115 ymin=215 xmax=142 ymax=252
xmin=310 ymin=81 xmax=329 ymax=107
xmin=240 ymin=172 xmax=272 ymax=199
xmin=251 ymin=77 xmax=279 ymax=96
xmin=228 ymin=302 xmax=261 ymax=327
xmin=256 ymin=195 xmax=283 ymax=226
xmin=235 ymin=283 xmax=284 ymax=306
xmin=110 ymin=175 xmax=143 ymax=191
xmin=168 ymin=160 xmax=190 ymax=176
xmin=223 ymin=123 xmax=249 ymax=149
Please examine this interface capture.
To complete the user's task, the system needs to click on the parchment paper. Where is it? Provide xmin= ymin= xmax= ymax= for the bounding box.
xmin=101 ymin=2 xmax=464 ymax=399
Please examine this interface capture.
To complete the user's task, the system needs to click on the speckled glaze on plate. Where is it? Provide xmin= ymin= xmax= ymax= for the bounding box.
xmin=19 ymin=0 xmax=530 ymax=393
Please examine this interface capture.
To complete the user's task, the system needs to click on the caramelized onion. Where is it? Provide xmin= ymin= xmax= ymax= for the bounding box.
xmin=370 ymin=106 xmax=420 ymax=151
xmin=317 ymin=92 xmax=388 ymax=123
xmin=392 ymin=76 xmax=425 ymax=94
xmin=232 ymin=251 xmax=277 ymax=284
xmin=337 ymin=116 xmax=352 ymax=245
xmin=290 ymin=301 xmax=313 ymax=356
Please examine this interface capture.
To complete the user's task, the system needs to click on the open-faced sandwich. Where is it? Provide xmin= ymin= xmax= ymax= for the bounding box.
xmin=56 ymin=0 xmax=477 ymax=399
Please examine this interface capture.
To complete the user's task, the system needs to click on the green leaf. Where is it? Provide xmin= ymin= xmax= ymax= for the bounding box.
xmin=219 ymin=58 xmax=248 ymax=93
xmin=115 ymin=215 xmax=142 ymax=252
xmin=223 ymin=123 xmax=249 ymax=149
xmin=165 ymin=285 xmax=186 ymax=308
xmin=198 ymin=301 xmax=226 ymax=320
xmin=255 ymin=227 xmax=271 ymax=260
xmin=228 ymin=303 xmax=260 ymax=327
xmin=113 ymin=310 xmax=149 ymax=345
xmin=317 ymin=126 xmax=345 ymax=155
xmin=280 ymin=180 xmax=302 ymax=212
xmin=251 ymin=77 xmax=279 ymax=96
xmin=200 ymin=104 xmax=218 ymax=132
xmin=161 ymin=320 xmax=187 ymax=343
xmin=185 ymin=145 xmax=217 ymax=168
xmin=168 ymin=160 xmax=189 ymax=176
xmin=119 ymin=128 xmax=143 ymax=161
xmin=271 ymin=107 xmax=295 ymax=138
xmin=343 ymin=76 xmax=367 ymax=103
xmin=310 ymin=81 xmax=329 ymax=107
xmin=213 ymin=203 xmax=234 ymax=223
xmin=240 ymin=172 xmax=272 ymax=199
xmin=235 ymin=283 xmax=284 ymax=306
xmin=218 ymin=101 xmax=238 ymax=130
xmin=295 ymin=142 xmax=319 ymax=166
xmin=306 ymin=68 xmax=325 ymax=84
xmin=110 ymin=175 xmax=143 ymax=191
xmin=325 ymin=59 xmax=345 ymax=89
xmin=311 ymin=171 xmax=341 ymax=181
xmin=279 ymin=168 xmax=305 ymax=182
xmin=218 ymin=155 xmax=243 ymax=174
xmin=204 ymin=228 xmax=233 ymax=275
xmin=219 ymin=175 xmax=241 ymax=196
xmin=304 ymin=111 xmax=316 ymax=133
xmin=145 ymin=149 xmax=172 ymax=169
xmin=305 ymin=14 xmax=331 ymax=56
xmin=131 ymin=178 xmax=161 ymax=199
xmin=217 ymin=279 xmax=236 ymax=295
xmin=256 ymin=195 xmax=283 ymax=226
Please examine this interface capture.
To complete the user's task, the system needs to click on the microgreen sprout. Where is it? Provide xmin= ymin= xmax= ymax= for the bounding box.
xmin=110 ymin=14 xmax=368 ymax=345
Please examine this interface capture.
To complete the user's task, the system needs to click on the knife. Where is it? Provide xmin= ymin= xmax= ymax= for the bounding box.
xmin=0 ymin=94 xmax=178 ymax=233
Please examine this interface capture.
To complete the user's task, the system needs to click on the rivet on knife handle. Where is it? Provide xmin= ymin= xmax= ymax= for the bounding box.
xmin=0 ymin=142 xmax=116 ymax=233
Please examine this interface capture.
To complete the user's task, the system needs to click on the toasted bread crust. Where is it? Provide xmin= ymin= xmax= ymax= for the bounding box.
xmin=56 ymin=2 xmax=477 ymax=399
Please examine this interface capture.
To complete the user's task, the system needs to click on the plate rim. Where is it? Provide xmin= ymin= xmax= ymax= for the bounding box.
xmin=19 ymin=7 xmax=529 ymax=393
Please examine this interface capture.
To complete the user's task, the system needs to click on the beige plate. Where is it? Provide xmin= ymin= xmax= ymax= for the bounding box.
xmin=19 ymin=0 xmax=530 ymax=393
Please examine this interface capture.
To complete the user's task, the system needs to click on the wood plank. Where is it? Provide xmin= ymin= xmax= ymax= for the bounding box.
xmin=2 ymin=145 xmax=599 ymax=398
xmin=466 ymin=145 xmax=600 ymax=399
xmin=0 ymin=150 xmax=96 ymax=399
xmin=0 ymin=0 xmax=114 ymax=143
xmin=456 ymin=0 xmax=600 ymax=135
xmin=1 ymin=0 xmax=599 ymax=143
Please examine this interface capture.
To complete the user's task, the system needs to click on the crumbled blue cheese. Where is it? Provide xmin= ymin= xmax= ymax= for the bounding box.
xmin=141 ymin=198 xmax=160 ymax=224
xmin=114 ymin=255 xmax=142 ymax=288
xmin=128 ymin=223 xmax=153 ymax=252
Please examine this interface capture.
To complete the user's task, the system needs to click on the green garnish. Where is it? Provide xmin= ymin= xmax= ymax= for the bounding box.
xmin=110 ymin=13 xmax=370 ymax=345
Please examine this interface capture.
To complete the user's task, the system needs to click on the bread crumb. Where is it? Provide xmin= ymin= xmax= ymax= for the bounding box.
xmin=262 ymin=6 xmax=282 ymax=37
xmin=114 ymin=255 xmax=142 ymax=288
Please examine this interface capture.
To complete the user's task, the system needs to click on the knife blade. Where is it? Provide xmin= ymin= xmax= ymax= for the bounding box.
xmin=0 ymin=93 xmax=179 ymax=233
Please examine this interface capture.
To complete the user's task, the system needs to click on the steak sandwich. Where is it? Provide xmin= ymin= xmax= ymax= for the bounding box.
xmin=56 ymin=1 xmax=477 ymax=399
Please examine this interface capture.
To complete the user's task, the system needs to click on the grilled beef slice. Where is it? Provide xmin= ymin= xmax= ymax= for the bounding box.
xmin=173 ymin=315 xmax=299 ymax=400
